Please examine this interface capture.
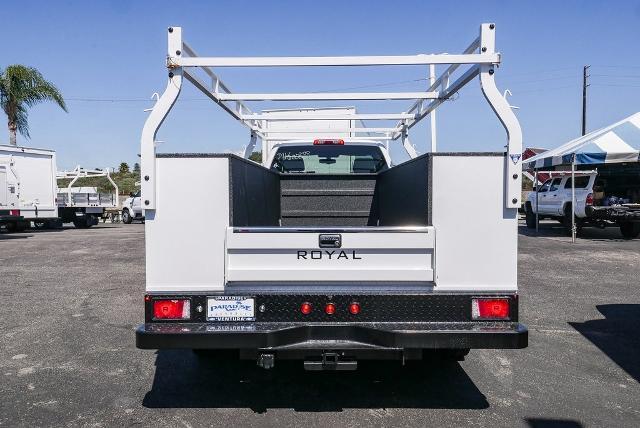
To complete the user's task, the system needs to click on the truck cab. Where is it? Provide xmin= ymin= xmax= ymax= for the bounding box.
xmin=122 ymin=190 xmax=143 ymax=224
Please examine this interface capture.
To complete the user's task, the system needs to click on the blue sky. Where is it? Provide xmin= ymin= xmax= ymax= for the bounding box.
xmin=2 ymin=0 xmax=640 ymax=169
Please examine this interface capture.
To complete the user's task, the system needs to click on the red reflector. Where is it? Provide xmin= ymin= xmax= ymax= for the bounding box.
xmin=9 ymin=209 xmax=20 ymax=216
xmin=586 ymin=193 xmax=594 ymax=206
xmin=472 ymin=298 xmax=510 ymax=320
xmin=325 ymin=303 xmax=336 ymax=315
xmin=300 ymin=302 xmax=313 ymax=315
xmin=144 ymin=295 xmax=152 ymax=302
xmin=153 ymin=299 xmax=190 ymax=320
xmin=313 ymin=139 xmax=344 ymax=145
xmin=349 ymin=302 xmax=360 ymax=315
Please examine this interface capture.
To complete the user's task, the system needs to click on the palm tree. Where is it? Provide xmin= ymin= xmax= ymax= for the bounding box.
xmin=0 ymin=65 xmax=67 ymax=146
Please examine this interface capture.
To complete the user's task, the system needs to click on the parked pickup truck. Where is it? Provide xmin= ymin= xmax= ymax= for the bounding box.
xmin=135 ymin=24 xmax=528 ymax=370
xmin=524 ymin=170 xmax=640 ymax=239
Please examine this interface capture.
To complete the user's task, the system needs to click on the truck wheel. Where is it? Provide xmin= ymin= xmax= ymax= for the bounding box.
xmin=33 ymin=220 xmax=48 ymax=230
xmin=525 ymin=203 xmax=536 ymax=228
xmin=418 ymin=349 xmax=470 ymax=363
xmin=122 ymin=209 xmax=132 ymax=224
xmin=73 ymin=216 xmax=91 ymax=229
xmin=620 ymin=222 xmax=640 ymax=239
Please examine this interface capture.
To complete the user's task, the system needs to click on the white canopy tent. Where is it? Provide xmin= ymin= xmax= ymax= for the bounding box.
xmin=524 ymin=112 xmax=640 ymax=169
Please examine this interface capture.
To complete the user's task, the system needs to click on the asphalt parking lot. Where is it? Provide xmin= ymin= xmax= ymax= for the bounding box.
xmin=0 ymin=221 xmax=638 ymax=427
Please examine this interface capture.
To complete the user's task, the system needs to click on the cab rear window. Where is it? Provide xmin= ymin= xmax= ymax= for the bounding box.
xmin=271 ymin=145 xmax=388 ymax=174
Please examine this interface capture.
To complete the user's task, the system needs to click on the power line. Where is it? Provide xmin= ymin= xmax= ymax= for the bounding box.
xmin=62 ymin=65 xmax=640 ymax=104
xmin=590 ymin=74 xmax=640 ymax=79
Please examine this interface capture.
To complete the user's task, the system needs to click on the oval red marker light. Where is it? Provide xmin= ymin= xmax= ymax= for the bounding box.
xmin=325 ymin=303 xmax=336 ymax=315
xmin=300 ymin=302 xmax=313 ymax=315
xmin=349 ymin=302 xmax=360 ymax=315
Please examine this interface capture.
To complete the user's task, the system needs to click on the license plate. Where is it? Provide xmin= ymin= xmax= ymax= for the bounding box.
xmin=207 ymin=296 xmax=255 ymax=321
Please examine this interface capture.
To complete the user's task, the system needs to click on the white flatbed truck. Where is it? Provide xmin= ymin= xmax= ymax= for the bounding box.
xmin=136 ymin=23 xmax=528 ymax=369
xmin=56 ymin=166 xmax=119 ymax=228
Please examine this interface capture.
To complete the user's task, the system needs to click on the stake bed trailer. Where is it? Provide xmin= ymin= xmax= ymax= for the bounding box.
xmin=136 ymin=23 xmax=528 ymax=369
xmin=56 ymin=166 xmax=119 ymax=228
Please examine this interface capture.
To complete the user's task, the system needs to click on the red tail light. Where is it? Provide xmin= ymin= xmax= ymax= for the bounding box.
xmin=153 ymin=299 xmax=191 ymax=320
xmin=586 ymin=193 xmax=594 ymax=206
xmin=300 ymin=302 xmax=313 ymax=315
xmin=313 ymin=139 xmax=344 ymax=145
xmin=325 ymin=303 xmax=336 ymax=315
xmin=9 ymin=210 xmax=20 ymax=216
xmin=472 ymin=298 xmax=510 ymax=320
xmin=349 ymin=302 xmax=360 ymax=315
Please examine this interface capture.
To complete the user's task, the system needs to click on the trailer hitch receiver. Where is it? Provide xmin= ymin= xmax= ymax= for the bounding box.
xmin=304 ymin=352 xmax=358 ymax=371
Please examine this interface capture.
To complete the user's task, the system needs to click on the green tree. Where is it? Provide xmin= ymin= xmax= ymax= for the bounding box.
xmin=0 ymin=65 xmax=67 ymax=146
xmin=249 ymin=152 xmax=262 ymax=163
xmin=119 ymin=162 xmax=130 ymax=173
xmin=133 ymin=162 xmax=141 ymax=173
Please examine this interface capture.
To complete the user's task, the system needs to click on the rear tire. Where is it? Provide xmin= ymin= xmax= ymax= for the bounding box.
xmin=525 ymin=203 xmax=536 ymax=228
xmin=418 ymin=349 xmax=470 ymax=363
xmin=72 ymin=216 xmax=92 ymax=229
xmin=620 ymin=222 xmax=640 ymax=239
xmin=33 ymin=220 xmax=48 ymax=230
xmin=122 ymin=209 xmax=132 ymax=224
xmin=192 ymin=349 xmax=238 ymax=360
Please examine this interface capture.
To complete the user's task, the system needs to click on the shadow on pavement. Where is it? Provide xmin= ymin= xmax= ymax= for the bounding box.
xmin=518 ymin=223 xmax=628 ymax=242
xmin=525 ymin=418 xmax=584 ymax=428
xmin=0 ymin=233 xmax=32 ymax=240
xmin=569 ymin=304 xmax=640 ymax=382
xmin=143 ymin=351 xmax=488 ymax=412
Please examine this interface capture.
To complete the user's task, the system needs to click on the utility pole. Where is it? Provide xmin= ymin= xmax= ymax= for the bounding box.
xmin=582 ymin=65 xmax=590 ymax=136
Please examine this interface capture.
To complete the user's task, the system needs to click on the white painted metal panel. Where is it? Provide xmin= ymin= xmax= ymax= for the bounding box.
xmin=226 ymin=229 xmax=434 ymax=282
xmin=145 ymin=157 xmax=229 ymax=292
xmin=432 ymin=156 xmax=517 ymax=291
xmin=0 ymin=168 xmax=7 ymax=207
xmin=0 ymin=145 xmax=58 ymax=219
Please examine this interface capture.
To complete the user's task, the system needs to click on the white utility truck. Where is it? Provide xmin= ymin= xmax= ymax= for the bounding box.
xmin=136 ymin=24 xmax=528 ymax=370
xmin=56 ymin=166 xmax=119 ymax=228
xmin=0 ymin=145 xmax=58 ymax=232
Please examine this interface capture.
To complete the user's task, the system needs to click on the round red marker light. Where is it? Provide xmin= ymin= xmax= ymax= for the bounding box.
xmin=300 ymin=302 xmax=313 ymax=315
xmin=349 ymin=302 xmax=360 ymax=315
xmin=325 ymin=303 xmax=336 ymax=315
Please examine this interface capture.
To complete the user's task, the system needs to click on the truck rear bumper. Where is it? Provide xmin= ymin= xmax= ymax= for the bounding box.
xmin=136 ymin=321 xmax=528 ymax=350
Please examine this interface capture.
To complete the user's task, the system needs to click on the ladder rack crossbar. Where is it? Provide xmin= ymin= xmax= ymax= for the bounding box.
xmin=174 ymin=53 xmax=499 ymax=67
xmin=141 ymin=23 xmax=524 ymax=210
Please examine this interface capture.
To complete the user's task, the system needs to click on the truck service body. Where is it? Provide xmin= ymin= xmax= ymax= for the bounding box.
xmin=0 ymin=162 xmax=22 ymax=227
xmin=0 ymin=145 xmax=58 ymax=231
xmin=136 ymin=24 xmax=528 ymax=369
